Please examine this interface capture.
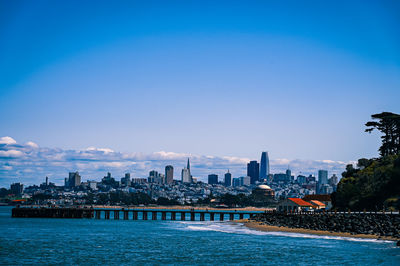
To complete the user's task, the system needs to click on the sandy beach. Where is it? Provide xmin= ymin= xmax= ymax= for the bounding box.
xmin=238 ymin=219 xmax=399 ymax=241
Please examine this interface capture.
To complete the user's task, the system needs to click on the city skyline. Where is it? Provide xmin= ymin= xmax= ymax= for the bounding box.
xmin=0 ymin=136 xmax=347 ymax=187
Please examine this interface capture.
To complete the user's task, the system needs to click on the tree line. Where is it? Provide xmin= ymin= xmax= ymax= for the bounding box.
xmin=334 ymin=112 xmax=400 ymax=211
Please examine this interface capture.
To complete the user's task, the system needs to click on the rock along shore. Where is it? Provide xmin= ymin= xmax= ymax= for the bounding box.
xmin=247 ymin=212 xmax=400 ymax=241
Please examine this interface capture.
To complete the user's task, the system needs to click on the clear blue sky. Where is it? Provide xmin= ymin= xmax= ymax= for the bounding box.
xmin=1 ymin=0 xmax=399 ymax=162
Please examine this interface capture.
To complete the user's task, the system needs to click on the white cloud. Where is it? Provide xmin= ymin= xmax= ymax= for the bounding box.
xmin=25 ymin=141 xmax=39 ymax=149
xmin=221 ymin=156 xmax=250 ymax=164
xmin=0 ymin=136 xmax=17 ymax=145
xmin=86 ymin=147 xmax=114 ymax=154
xmin=272 ymin=158 xmax=291 ymax=165
xmin=153 ymin=151 xmax=189 ymax=160
xmin=0 ymin=150 xmax=24 ymax=158
xmin=0 ymin=135 xmax=351 ymax=187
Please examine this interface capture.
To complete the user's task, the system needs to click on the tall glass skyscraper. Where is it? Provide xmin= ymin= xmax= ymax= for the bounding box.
xmin=317 ymin=170 xmax=328 ymax=194
xmin=247 ymin=160 xmax=260 ymax=184
xmin=318 ymin=170 xmax=328 ymax=184
xmin=259 ymin=152 xmax=269 ymax=180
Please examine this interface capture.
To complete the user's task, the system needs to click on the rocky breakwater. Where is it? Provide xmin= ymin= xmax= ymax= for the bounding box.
xmin=250 ymin=212 xmax=400 ymax=240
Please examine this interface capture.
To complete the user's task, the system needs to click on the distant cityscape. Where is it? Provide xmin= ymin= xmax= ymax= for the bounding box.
xmin=2 ymin=151 xmax=339 ymax=206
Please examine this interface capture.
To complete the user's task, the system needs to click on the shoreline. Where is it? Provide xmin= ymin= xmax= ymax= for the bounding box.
xmin=237 ymin=219 xmax=399 ymax=241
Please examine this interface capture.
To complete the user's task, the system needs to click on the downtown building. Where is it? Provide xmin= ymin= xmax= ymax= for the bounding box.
xmin=259 ymin=151 xmax=270 ymax=180
xmin=247 ymin=160 xmax=259 ymax=184
xmin=224 ymin=171 xmax=232 ymax=186
xmin=181 ymin=158 xmax=193 ymax=183
xmin=317 ymin=170 xmax=328 ymax=194
xmin=208 ymin=174 xmax=218 ymax=185
xmin=165 ymin=165 xmax=174 ymax=184
xmin=65 ymin=172 xmax=81 ymax=188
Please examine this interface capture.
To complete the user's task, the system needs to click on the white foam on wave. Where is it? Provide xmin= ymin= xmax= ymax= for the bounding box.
xmin=170 ymin=221 xmax=394 ymax=243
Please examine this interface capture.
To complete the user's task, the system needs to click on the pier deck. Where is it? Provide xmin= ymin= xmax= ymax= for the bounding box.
xmin=11 ymin=206 xmax=261 ymax=221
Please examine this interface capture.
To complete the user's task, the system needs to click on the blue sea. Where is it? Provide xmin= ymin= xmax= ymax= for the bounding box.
xmin=0 ymin=207 xmax=399 ymax=265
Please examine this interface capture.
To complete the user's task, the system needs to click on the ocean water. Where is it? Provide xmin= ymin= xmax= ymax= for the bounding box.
xmin=0 ymin=207 xmax=399 ymax=265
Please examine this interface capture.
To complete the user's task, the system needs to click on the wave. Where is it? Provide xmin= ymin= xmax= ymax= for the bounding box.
xmin=170 ymin=221 xmax=394 ymax=243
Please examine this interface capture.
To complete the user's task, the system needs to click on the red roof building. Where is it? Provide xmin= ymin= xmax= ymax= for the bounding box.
xmin=309 ymin=200 xmax=326 ymax=209
xmin=288 ymin=198 xmax=313 ymax=207
xmin=277 ymin=198 xmax=313 ymax=212
xmin=303 ymin=194 xmax=332 ymax=210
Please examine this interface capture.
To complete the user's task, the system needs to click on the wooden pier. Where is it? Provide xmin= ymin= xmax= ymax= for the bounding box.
xmin=12 ymin=207 xmax=94 ymax=218
xmin=12 ymin=207 xmax=259 ymax=221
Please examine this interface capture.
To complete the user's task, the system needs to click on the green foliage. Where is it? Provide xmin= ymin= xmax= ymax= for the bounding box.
xmin=365 ymin=112 xmax=400 ymax=156
xmin=335 ymin=155 xmax=400 ymax=211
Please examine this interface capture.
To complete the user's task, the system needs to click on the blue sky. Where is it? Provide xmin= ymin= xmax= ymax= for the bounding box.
xmin=0 ymin=1 xmax=399 ymax=186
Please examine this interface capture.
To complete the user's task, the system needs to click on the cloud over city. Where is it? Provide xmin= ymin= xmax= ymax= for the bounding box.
xmin=0 ymin=136 xmax=352 ymax=187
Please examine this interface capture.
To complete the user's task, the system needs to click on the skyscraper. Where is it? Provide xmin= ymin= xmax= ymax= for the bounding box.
xmin=247 ymin=160 xmax=259 ymax=184
xmin=121 ymin=173 xmax=131 ymax=186
xmin=259 ymin=152 xmax=269 ymax=180
xmin=181 ymin=158 xmax=192 ymax=183
xmin=68 ymin=172 xmax=81 ymax=187
xmin=286 ymin=168 xmax=292 ymax=182
xmin=208 ymin=174 xmax=218 ymax=185
xmin=224 ymin=171 xmax=232 ymax=186
xmin=318 ymin=170 xmax=328 ymax=184
xmin=10 ymin=182 xmax=23 ymax=196
xmin=317 ymin=170 xmax=328 ymax=194
xmin=232 ymin=178 xmax=240 ymax=187
xmin=329 ymin=174 xmax=338 ymax=186
xmin=165 ymin=165 xmax=174 ymax=184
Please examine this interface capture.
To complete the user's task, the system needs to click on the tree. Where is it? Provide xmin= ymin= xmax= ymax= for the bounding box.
xmin=365 ymin=112 xmax=400 ymax=157
xmin=334 ymin=112 xmax=400 ymax=211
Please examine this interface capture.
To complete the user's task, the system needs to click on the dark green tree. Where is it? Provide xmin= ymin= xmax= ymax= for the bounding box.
xmin=365 ymin=112 xmax=400 ymax=156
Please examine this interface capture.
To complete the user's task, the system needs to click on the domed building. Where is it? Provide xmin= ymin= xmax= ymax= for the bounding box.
xmin=252 ymin=184 xmax=275 ymax=198
xmin=249 ymin=184 xmax=276 ymax=207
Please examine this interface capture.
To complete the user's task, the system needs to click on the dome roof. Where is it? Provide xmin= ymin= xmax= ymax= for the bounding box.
xmin=257 ymin=184 xmax=271 ymax=190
